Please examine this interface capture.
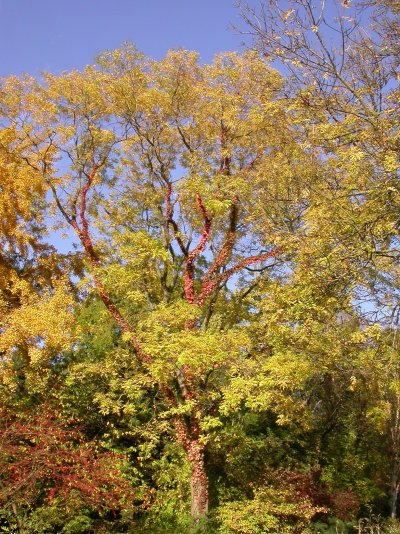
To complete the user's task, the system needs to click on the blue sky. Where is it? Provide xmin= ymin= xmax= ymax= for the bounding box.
xmin=0 ymin=0 xmax=256 ymax=76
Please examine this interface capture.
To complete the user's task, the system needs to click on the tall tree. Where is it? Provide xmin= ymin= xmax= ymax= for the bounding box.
xmin=0 ymin=46 xmax=317 ymax=519
xmin=238 ymin=0 xmax=400 ymax=518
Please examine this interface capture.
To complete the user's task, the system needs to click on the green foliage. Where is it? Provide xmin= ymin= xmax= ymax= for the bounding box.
xmin=310 ymin=517 xmax=354 ymax=533
xmin=216 ymin=484 xmax=324 ymax=534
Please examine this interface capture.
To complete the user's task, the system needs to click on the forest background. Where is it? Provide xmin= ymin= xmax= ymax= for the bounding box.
xmin=0 ymin=1 xmax=399 ymax=533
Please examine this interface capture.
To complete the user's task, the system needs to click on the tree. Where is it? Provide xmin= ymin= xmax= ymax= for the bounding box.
xmin=0 ymin=405 xmax=136 ymax=532
xmin=0 ymin=103 xmax=78 ymax=400
xmin=0 ymin=45 xmax=320 ymax=520
xmin=237 ymin=0 xmax=399 ymax=279
xmin=238 ymin=0 xmax=400 ymax=519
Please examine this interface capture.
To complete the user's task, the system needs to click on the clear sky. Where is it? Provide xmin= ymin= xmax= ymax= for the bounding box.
xmin=0 ymin=0 xmax=256 ymax=76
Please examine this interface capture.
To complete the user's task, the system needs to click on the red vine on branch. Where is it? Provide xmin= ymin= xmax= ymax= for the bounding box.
xmin=184 ymin=192 xmax=212 ymax=304
xmin=178 ymin=189 xmax=281 ymax=307
xmin=70 ymin=164 xmax=150 ymax=363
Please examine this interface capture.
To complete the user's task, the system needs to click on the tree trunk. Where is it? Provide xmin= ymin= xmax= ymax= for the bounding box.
xmin=188 ymin=440 xmax=209 ymax=519
xmin=11 ymin=502 xmax=23 ymax=533
xmin=390 ymin=395 xmax=400 ymax=518
xmin=390 ymin=461 xmax=399 ymax=519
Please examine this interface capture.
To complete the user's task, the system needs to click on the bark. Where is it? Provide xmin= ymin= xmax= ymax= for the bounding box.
xmin=11 ymin=502 xmax=23 ymax=533
xmin=172 ymin=416 xmax=209 ymax=519
xmin=188 ymin=440 xmax=209 ymax=519
xmin=390 ymin=395 xmax=400 ymax=518
xmin=390 ymin=455 xmax=399 ymax=518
